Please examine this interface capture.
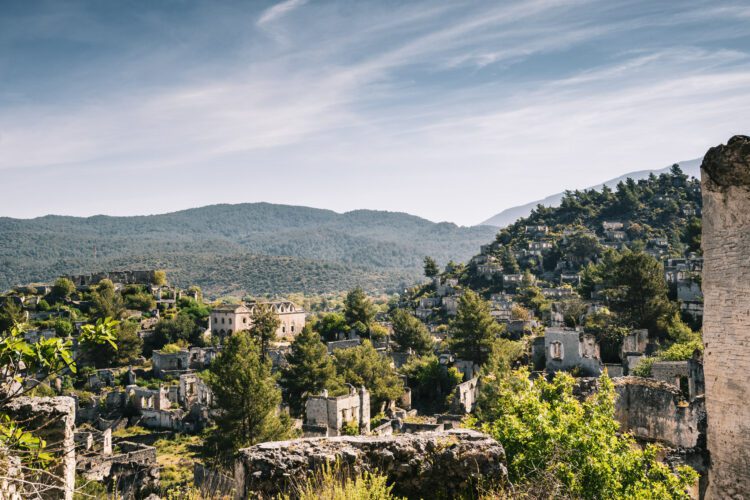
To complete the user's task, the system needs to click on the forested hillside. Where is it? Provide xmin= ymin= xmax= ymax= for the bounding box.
xmin=428 ymin=165 xmax=702 ymax=299
xmin=0 ymin=203 xmax=496 ymax=296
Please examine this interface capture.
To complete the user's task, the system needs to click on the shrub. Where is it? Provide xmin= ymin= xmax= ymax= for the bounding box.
xmin=281 ymin=462 xmax=401 ymax=500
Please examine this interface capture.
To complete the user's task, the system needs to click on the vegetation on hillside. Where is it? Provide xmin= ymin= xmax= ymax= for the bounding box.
xmin=0 ymin=203 xmax=496 ymax=295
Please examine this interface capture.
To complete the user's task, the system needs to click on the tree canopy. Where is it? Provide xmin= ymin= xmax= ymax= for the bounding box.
xmin=333 ymin=340 xmax=403 ymax=412
xmin=280 ymin=325 xmax=343 ymax=416
xmin=204 ymin=331 xmax=290 ymax=463
xmin=449 ymin=290 xmax=502 ymax=365
xmin=390 ymin=309 xmax=433 ymax=355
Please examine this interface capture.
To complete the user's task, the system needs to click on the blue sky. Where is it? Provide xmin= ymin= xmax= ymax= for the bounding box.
xmin=1 ymin=0 xmax=749 ymax=225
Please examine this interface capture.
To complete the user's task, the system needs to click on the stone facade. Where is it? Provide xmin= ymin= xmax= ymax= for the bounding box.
xmin=234 ymin=429 xmax=507 ymax=499
xmin=544 ymin=328 xmax=602 ymax=376
xmin=701 ymin=135 xmax=750 ymax=498
xmin=450 ymin=377 xmax=479 ymax=414
xmin=303 ymin=386 xmax=370 ymax=437
xmin=152 ymin=349 xmax=190 ymax=378
xmin=210 ymin=301 xmax=306 ymax=340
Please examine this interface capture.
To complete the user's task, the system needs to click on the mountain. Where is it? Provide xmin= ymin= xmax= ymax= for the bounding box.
xmin=480 ymin=158 xmax=702 ymax=228
xmin=0 ymin=203 xmax=497 ymax=296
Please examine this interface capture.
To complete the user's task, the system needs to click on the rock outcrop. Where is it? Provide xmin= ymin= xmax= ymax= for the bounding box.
xmin=701 ymin=135 xmax=750 ymax=498
xmin=234 ymin=429 xmax=507 ymax=498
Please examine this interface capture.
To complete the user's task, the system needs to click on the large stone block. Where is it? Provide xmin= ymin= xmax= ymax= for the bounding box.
xmin=234 ymin=429 xmax=506 ymax=498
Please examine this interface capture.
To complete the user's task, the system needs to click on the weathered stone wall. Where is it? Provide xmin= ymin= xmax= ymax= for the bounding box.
xmin=3 ymin=397 xmax=76 ymax=500
xmin=613 ymin=377 xmax=704 ymax=449
xmin=234 ymin=429 xmax=506 ymax=499
xmin=701 ymin=135 xmax=750 ymax=498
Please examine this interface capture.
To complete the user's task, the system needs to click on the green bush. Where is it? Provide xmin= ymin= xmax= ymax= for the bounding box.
xmin=471 ymin=369 xmax=697 ymax=498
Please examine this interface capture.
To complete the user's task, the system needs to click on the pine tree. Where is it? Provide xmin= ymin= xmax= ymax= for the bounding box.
xmin=423 ymin=256 xmax=439 ymax=278
xmin=449 ymin=290 xmax=501 ymax=365
xmin=204 ymin=331 xmax=290 ymax=463
xmin=343 ymin=287 xmax=376 ymax=334
xmin=390 ymin=309 xmax=433 ymax=355
xmin=281 ymin=325 xmax=343 ymax=416
xmin=334 ymin=340 xmax=403 ymax=411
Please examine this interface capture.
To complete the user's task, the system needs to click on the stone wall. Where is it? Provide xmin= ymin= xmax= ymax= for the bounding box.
xmin=234 ymin=429 xmax=506 ymax=499
xmin=701 ymin=135 xmax=750 ymax=498
xmin=613 ymin=377 xmax=704 ymax=450
xmin=450 ymin=377 xmax=479 ymax=414
xmin=3 ymin=397 xmax=76 ymax=500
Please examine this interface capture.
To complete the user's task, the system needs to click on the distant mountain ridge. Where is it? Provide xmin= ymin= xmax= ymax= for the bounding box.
xmin=480 ymin=158 xmax=703 ymax=227
xmin=0 ymin=203 xmax=497 ymax=296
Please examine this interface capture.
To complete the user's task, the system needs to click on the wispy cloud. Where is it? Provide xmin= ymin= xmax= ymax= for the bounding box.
xmin=257 ymin=0 xmax=308 ymax=27
xmin=0 ymin=0 xmax=748 ymax=224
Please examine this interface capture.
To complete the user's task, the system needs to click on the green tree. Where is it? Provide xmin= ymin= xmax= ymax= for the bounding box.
xmin=608 ymin=251 xmax=673 ymax=333
xmin=344 ymin=287 xmax=376 ymax=334
xmin=334 ymin=340 xmax=403 ymax=412
xmin=52 ymin=277 xmax=76 ymax=300
xmin=390 ymin=309 xmax=433 ymax=355
xmin=423 ymin=256 xmax=439 ymax=278
xmin=124 ymin=291 xmax=156 ymax=311
xmin=84 ymin=320 xmax=143 ymax=367
xmin=400 ymin=355 xmax=462 ymax=413
xmin=280 ymin=325 xmax=343 ymax=416
xmin=90 ymin=279 xmax=124 ymax=320
xmin=313 ymin=312 xmax=349 ymax=342
xmin=0 ymin=300 xmax=25 ymax=333
xmin=251 ymin=303 xmax=280 ymax=360
xmin=204 ymin=332 xmax=290 ymax=463
xmin=471 ymin=369 xmax=697 ymax=498
xmin=53 ymin=317 xmax=74 ymax=337
xmin=448 ymin=290 xmax=501 ymax=365
xmin=150 ymin=313 xmax=204 ymax=353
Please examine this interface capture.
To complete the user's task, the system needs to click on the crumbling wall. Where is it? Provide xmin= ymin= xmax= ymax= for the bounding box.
xmin=234 ymin=429 xmax=506 ymax=499
xmin=701 ymin=135 xmax=750 ymax=497
xmin=3 ymin=397 xmax=76 ymax=500
xmin=613 ymin=377 xmax=704 ymax=449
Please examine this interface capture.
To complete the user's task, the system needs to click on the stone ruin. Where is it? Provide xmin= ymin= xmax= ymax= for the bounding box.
xmin=234 ymin=429 xmax=507 ymax=499
xmin=2 ymin=396 xmax=159 ymax=499
xmin=701 ymin=134 xmax=750 ymax=497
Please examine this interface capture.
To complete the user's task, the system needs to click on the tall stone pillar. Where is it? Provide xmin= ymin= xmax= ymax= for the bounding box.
xmin=701 ymin=135 xmax=750 ymax=498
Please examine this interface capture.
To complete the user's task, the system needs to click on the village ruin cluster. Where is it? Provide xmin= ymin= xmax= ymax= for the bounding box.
xmin=3 ymin=137 xmax=750 ymax=499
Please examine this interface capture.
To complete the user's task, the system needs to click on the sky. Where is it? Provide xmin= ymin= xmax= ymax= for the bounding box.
xmin=1 ymin=0 xmax=749 ymax=226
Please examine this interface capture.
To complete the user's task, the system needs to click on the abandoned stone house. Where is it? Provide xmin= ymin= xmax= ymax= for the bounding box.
xmin=152 ymin=348 xmax=190 ymax=378
xmin=67 ymin=270 xmax=159 ymax=288
xmin=442 ymin=296 xmax=459 ymax=316
xmin=544 ymin=328 xmax=602 ymax=376
xmin=621 ymin=329 xmax=649 ymax=358
xmin=179 ymin=373 xmax=213 ymax=409
xmin=209 ymin=300 xmax=306 ymax=340
xmin=303 ymin=385 xmax=370 ymax=437
xmin=450 ymin=377 xmax=479 ymax=414
xmin=651 ymin=354 xmax=705 ymax=402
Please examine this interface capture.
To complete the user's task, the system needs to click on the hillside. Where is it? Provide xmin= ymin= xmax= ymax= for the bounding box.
xmin=0 ymin=203 xmax=496 ymax=296
xmin=459 ymin=164 xmax=703 ymax=295
xmin=480 ymin=158 xmax=702 ymax=227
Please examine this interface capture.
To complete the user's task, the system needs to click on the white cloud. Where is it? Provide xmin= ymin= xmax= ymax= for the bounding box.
xmin=0 ymin=0 xmax=748 ymax=224
xmin=257 ymin=0 xmax=308 ymax=27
